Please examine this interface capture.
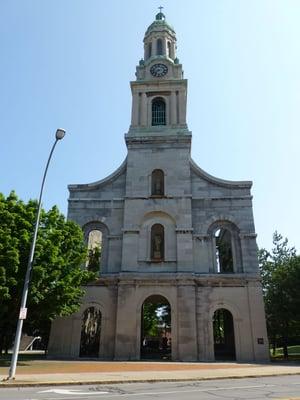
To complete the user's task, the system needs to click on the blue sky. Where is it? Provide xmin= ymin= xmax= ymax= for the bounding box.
xmin=1 ymin=0 xmax=299 ymax=251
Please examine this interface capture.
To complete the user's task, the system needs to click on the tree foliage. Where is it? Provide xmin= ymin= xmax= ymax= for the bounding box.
xmin=87 ymin=246 xmax=101 ymax=273
xmin=259 ymin=232 xmax=300 ymax=358
xmin=142 ymin=302 xmax=171 ymax=337
xmin=0 ymin=191 xmax=95 ymax=353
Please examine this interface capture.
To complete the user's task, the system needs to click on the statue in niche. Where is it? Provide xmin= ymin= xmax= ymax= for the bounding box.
xmin=154 ymin=180 xmax=162 ymax=195
xmin=154 ymin=234 xmax=162 ymax=259
xmin=151 ymin=224 xmax=164 ymax=261
xmin=152 ymin=170 xmax=164 ymax=196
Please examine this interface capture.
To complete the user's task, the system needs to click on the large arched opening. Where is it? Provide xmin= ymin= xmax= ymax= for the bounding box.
xmin=86 ymin=229 xmax=102 ymax=272
xmin=213 ymin=308 xmax=236 ymax=360
xmin=140 ymin=295 xmax=171 ymax=360
xmin=79 ymin=306 xmax=102 ymax=358
xmin=207 ymin=220 xmax=242 ymax=273
xmin=83 ymin=221 xmax=109 ymax=274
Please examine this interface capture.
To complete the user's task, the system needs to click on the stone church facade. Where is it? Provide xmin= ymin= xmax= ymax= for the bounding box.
xmin=48 ymin=11 xmax=269 ymax=362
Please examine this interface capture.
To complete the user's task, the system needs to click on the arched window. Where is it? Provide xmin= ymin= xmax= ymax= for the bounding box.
xmin=83 ymin=221 xmax=109 ymax=274
xmin=151 ymin=169 xmax=164 ymax=196
xmin=151 ymin=224 xmax=164 ymax=261
xmin=167 ymin=41 xmax=171 ymax=57
xmin=157 ymin=38 xmax=163 ymax=55
xmin=215 ymin=228 xmax=233 ymax=273
xmin=86 ymin=229 xmax=102 ymax=272
xmin=79 ymin=307 xmax=102 ymax=358
xmin=148 ymin=42 xmax=152 ymax=59
xmin=152 ymin=98 xmax=166 ymax=126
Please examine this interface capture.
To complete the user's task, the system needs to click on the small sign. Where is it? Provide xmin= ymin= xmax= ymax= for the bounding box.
xmin=257 ymin=338 xmax=264 ymax=345
xmin=19 ymin=308 xmax=27 ymax=320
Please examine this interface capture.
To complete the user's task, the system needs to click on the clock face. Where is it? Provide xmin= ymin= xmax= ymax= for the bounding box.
xmin=150 ymin=63 xmax=168 ymax=77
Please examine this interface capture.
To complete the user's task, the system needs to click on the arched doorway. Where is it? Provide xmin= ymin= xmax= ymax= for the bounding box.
xmin=79 ymin=306 xmax=101 ymax=358
xmin=213 ymin=308 xmax=236 ymax=360
xmin=141 ymin=295 xmax=171 ymax=360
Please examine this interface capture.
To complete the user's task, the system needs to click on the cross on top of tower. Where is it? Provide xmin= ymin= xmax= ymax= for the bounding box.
xmin=156 ymin=6 xmax=165 ymax=21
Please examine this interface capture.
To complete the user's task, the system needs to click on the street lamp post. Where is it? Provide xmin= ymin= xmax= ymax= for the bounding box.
xmin=8 ymin=129 xmax=66 ymax=380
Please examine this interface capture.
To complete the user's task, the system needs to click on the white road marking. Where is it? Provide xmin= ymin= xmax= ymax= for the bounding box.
xmin=113 ymin=384 xmax=277 ymax=397
xmin=38 ymin=388 xmax=108 ymax=395
xmin=36 ymin=384 xmax=277 ymax=399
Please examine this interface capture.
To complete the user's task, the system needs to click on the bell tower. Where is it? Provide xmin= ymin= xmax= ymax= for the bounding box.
xmin=128 ymin=10 xmax=189 ymax=134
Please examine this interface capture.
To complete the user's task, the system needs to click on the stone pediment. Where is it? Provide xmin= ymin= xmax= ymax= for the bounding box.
xmin=68 ymin=158 xmax=127 ymax=192
xmin=190 ymin=158 xmax=252 ymax=189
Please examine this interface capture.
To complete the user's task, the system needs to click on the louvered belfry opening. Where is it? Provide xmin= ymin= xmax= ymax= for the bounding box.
xmin=152 ymin=98 xmax=166 ymax=126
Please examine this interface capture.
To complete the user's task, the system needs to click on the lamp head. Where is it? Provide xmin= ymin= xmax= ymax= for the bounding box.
xmin=55 ymin=128 xmax=66 ymax=140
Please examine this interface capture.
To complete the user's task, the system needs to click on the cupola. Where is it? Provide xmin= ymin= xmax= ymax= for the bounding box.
xmin=143 ymin=9 xmax=177 ymax=61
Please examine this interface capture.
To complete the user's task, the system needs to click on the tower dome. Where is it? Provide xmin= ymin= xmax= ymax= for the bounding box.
xmin=143 ymin=10 xmax=177 ymax=61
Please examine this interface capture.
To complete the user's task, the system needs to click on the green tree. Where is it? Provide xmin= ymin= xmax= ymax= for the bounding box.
xmin=87 ymin=246 xmax=101 ymax=273
xmin=142 ymin=303 xmax=171 ymax=337
xmin=0 ymin=191 xmax=95 ymax=353
xmin=259 ymin=232 xmax=300 ymax=358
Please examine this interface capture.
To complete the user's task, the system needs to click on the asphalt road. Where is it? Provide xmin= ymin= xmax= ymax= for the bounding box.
xmin=0 ymin=375 xmax=300 ymax=400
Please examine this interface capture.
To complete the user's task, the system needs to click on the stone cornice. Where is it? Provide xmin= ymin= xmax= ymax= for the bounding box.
xmin=192 ymin=196 xmax=252 ymax=201
xmin=68 ymin=198 xmax=124 ymax=203
xmin=130 ymin=79 xmax=187 ymax=89
xmin=107 ymin=235 xmax=122 ymax=241
xmin=87 ymin=273 xmax=262 ymax=287
xmin=239 ymin=233 xmax=257 ymax=239
xmin=193 ymin=234 xmax=211 ymax=241
xmin=122 ymin=229 xmax=140 ymax=234
xmin=125 ymin=135 xmax=191 ymax=147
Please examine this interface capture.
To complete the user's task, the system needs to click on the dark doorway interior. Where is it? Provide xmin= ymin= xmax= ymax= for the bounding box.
xmin=79 ymin=306 xmax=101 ymax=358
xmin=141 ymin=295 xmax=171 ymax=360
xmin=213 ymin=308 xmax=236 ymax=360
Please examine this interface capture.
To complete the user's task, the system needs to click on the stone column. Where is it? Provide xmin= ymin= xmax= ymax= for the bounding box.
xmin=246 ymin=281 xmax=270 ymax=361
xmin=239 ymin=234 xmax=259 ymax=273
xmin=140 ymin=92 xmax=147 ymax=126
xmin=153 ymin=39 xmax=157 ymax=56
xmin=170 ymin=91 xmax=177 ymax=125
xmin=176 ymin=91 xmax=179 ymax=124
xmin=163 ymin=38 xmax=167 ymax=56
xmin=171 ymin=42 xmax=176 ymax=59
xmin=121 ymin=230 xmax=139 ymax=271
xmin=177 ymin=284 xmax=198 ymax=361
xmin=114 ymin=283 xmax=139 ymax=360
xmin=131 ymin=92 xmax=139 ymax=126
xmin=176 ymin=230 xmax=193 ymax=272
xmin=178 ymin=90 xmax=186 ymax=125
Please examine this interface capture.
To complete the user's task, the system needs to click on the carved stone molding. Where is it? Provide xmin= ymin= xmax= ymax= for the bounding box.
xmin=193 ymin=234 xmax=211 ymax=242
xmin=176 ymin=228 xmax=193 ymax=234
xmin=122 ymin=229 xmax=140 ymax=234
xmin=107 ymin=235 xmax=122 ymax=241
xmin=239 ymin=233 xmax=257 ymax=239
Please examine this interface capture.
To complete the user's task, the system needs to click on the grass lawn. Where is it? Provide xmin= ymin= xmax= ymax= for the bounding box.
xmin=270 ymin=345 xmax=300 ymax=361
xmin=0 ymin=353 xmax=46 ymax=368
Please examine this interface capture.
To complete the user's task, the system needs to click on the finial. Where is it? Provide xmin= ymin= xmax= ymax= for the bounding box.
xmin=156 ymin=6 xmax=165 ymax=21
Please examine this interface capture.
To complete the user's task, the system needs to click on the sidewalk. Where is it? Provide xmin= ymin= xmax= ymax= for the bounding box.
xmin=1 ymin=360 xmax=300 ymax=387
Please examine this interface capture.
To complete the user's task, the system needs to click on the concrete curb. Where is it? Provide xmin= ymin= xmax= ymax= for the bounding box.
xmin=1 ymin=372 xmax=300 ymax=388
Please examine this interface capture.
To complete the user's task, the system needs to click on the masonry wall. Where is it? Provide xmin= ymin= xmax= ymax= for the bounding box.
xmin=48 ymin=141 xmax=269 ymax=362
